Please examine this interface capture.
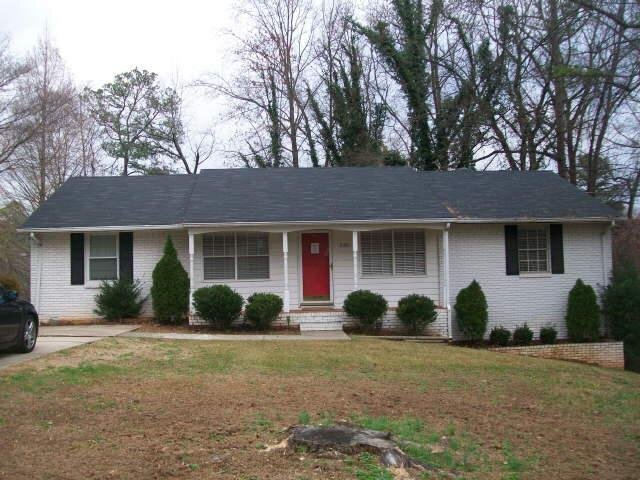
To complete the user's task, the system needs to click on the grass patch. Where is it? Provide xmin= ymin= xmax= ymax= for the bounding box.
xmin=298 ymin=410 xmax=311 ymax=424
xmin=0 ymin=337 xmax=638 ymax=479
xmin=352 ymin=415 xmax=484 ymax=474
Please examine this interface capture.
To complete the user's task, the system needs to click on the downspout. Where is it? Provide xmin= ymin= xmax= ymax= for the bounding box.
xmin=30 ymin=233 xmax=43 ymax=311
xmin=443 ymin=223 xmax=452 ymax=340
xmin=601 ymin=220 xmax=614 ymax=287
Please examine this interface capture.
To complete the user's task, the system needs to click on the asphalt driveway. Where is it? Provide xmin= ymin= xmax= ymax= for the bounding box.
xmin=0 ymin=324 xmax=139 ymax=370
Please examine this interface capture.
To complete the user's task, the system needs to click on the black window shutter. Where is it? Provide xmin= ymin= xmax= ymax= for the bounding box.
xmin=504 ymin=225 xmax=519 ymax=276
xmin=549 ymin=224 xmax=564 ymax=274
xmin=119 ymin=232 xmax=134 ymax=281
xmin=70 ymin=233 xmax=85 ymax=285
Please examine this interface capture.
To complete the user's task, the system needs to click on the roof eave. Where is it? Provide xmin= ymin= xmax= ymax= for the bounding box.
xmin=17 ymin=216 xmax=618 ymax=233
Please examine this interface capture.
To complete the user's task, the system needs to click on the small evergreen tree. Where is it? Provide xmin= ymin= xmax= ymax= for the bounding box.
xmin=151 ymin=236 xmax=189 ymax=324
xmin=94 ymin=279 xmax=144 ymax=321
xmin=566 ymin=279 xmax=600 ymax=342
xmin=454 ymin=280 xmax=488 ymax=341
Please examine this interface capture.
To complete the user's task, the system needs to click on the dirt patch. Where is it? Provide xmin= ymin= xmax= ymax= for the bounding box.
xmin=0 ymin=338 xmax=638 ymax=479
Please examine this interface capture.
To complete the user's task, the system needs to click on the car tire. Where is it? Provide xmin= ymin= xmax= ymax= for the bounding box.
xmin=16 ymin=315 xmax=38 ymax=353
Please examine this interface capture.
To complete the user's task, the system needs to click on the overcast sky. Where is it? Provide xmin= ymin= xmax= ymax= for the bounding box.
xmin=1 ymin=0 xmax=239 ymax=167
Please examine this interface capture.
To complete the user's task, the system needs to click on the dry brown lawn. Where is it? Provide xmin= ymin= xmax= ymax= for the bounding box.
xmin=0 ymin=337 xmax=638 ymax=480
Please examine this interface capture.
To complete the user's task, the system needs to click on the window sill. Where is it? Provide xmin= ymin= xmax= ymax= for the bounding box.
xmin=360 ymin=274 xmax=428 ymax=279
xmin=518 ymin=272 xmax=552 ymax=278
xmin=201 ymin=278 xmax=271 ymax=283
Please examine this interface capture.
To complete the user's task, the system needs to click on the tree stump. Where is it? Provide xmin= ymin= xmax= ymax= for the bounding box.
xmin=265 ymin=423 xmax=454 ymax=477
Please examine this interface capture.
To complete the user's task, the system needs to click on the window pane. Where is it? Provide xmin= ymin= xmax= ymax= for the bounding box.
xmin=238 ymin=256 xmax=269 ymax=279
xmin=362 ymin=253 xmax=393 ymax=275
xmin=89 ymin=258 xmax=117 ymax=280
xmin=203 ymin=233 xmax=235 ymax=257
xmin=518 ymin=228 xmax=548 ymax=273
xmin=394 ymin=231 xmax=425 ymax=275
xmin=237 ymin=233 xmax=269 ymax=256
xmin=90 ymin=235 xmax=116 ymax=257
xmin=360 ymin=231 xmax=393 ymax=276
xmin=204 ymin=257 xmax=235 ymax=280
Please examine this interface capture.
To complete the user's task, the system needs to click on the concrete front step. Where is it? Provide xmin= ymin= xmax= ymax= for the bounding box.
xmin=299 ymin=321 xmax=344 ymax=332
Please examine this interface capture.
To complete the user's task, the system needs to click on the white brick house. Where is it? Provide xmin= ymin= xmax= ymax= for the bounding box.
xmin=20 ymin=168 xmax=617 ymax=339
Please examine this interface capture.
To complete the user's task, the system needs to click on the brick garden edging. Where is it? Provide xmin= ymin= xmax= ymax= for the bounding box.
xmin=489 ymin=342 xmax=624 ymax=369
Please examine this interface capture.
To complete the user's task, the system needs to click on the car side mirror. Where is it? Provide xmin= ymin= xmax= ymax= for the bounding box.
xmin=4 ymin=290 xmax=17 ymax=302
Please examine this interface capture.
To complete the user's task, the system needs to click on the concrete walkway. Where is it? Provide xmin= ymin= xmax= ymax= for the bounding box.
xmin=0 ymin=324 xmax=140 ymax=370
xmin=40 ymin=324 xmax=140 ymax=337
xmin=123 ymin=330 xmax=351 ymax=341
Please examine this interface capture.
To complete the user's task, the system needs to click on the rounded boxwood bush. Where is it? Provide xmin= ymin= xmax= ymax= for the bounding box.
xmin=397 ymin=294 xmax=437 ymax=335
xmin=343 ymin=290 xmax=388 ymax=331
xmin=539 ymin=326 xmax=558 ymax=345
xmin=512 ymin=324 xmax=534 ymax=346
xmin=193 ymin=285 xmax=244 ymax=329
xmin=566 ymin=279 xmax=600 ymax=342
xmin=151 ymin=236 xmax=189 ymax=324
xmin=94 ymin=279 xmax=145 ymax=321
xmin=245 ymin=293 xmax=283 ymax=330
xmin=489 ymin=326 xmax=511 ymax=346
xmin=454 ymin=280 xmax=488 ymax=342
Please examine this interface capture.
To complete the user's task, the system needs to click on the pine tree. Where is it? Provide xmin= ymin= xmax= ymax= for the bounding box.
xmin=151 ymin=236 xmax=189 ymax=324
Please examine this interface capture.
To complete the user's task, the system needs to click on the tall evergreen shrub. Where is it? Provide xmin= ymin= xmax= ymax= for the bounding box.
xmin=151 ymin=236 xmax=189 ymax=324
xmin=454 ymin=280 xmax=488 ymax=341
xmin=566 ymin=279 xmax=600 ymax=342
xmin=602 ymin=265 xmax=640 ymax=371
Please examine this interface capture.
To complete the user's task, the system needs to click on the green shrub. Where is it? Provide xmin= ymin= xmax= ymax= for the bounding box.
xmin=94 ymin=279 xmax=144 ymax=321
xmin=512 ymin=324 xmax=534 ymax=346
xmin=454 ymin=280 xmax=488 ymax=342
xmin=489 ymin=326 xmax=510 ymax=346
xmin=245 ymin=293 xmax=283 ymax=330
xmin=151 ymin=236 xmax=190 ymax=324
xmin=566 ymin=279 xmax=600 ymax=342
xmin=602 ymin=265 xmax=640 ymax=371
xmin=539 ymin=326 xmax=558 ymax=345
xmin=193 ymin=285 xmax=243 ymax=329
xmin=343 ymin=290 xmax=388 ymax=331
xmin=396 ymin=294 xmax=437 ymax=335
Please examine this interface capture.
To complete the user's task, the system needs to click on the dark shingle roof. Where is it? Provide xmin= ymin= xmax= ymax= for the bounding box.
xmin=21 ymin=168 xmax=618 ymax=230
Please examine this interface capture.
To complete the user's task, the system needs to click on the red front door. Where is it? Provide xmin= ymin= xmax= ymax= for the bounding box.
xmin=302 ymin=233 xmax=331 ymax=301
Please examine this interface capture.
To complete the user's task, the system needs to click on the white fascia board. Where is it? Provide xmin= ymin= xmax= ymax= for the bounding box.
xmin=18 ymin=216 xmax=616 ymax=233
xmin=17 ymin=224 xmax=185 ymax=233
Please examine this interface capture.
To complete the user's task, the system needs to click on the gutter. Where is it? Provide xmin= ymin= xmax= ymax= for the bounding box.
xmin=17 ymin=216 xmax=618 ymax=233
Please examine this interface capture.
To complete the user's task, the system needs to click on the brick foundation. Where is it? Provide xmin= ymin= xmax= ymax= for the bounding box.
xmin=489 ymin=341 xmax=624 ymax=369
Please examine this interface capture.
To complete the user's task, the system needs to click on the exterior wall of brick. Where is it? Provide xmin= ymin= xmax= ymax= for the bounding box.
xmin=31 ymin=230 xmax=188 ymax=322
xmin=449 ymin=223 xmax=612 ymax=340
xmin=489 ymin=341 xmax=624 ymax=369
xmin=31 ymin=222 xmax=611 ymax=339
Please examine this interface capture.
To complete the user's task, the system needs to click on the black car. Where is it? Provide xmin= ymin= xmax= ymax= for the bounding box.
xmin=0 ymin=287 xmax=38 ymax=353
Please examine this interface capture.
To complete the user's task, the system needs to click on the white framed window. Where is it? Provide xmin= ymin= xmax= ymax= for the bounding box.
xmin=203 ymin=232 xmax=270 ymax=280
xmin=517 ymin=226 xmax=550 ymax=273
xmin=88 ymin=234 xmax=118 ymax=281
xmin=360 ymin=230 xmax=426 ymax=277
